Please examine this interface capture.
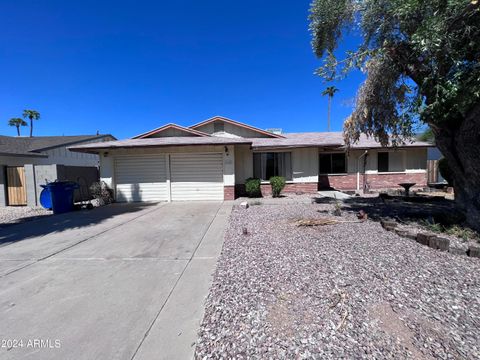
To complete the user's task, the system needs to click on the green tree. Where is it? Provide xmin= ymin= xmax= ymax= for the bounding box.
xmin=322 ymin=86 xmax=339 ymax=131
xmin=8 ymin=117 xmax=28 ymax=136
xmin=309 ymin=0 xmax=480 ymax=230
xmin=22 ymin=109 xmax=40 ymax=137
xmin=418 ymin=128 xmax=435 ymax=142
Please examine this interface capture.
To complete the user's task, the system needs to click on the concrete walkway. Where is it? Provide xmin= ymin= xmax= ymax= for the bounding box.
xmin=0 ymin=202 xmax=231 ymax=360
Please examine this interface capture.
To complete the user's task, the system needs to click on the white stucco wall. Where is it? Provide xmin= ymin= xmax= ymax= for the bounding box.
xmin=348 ymin=148 xmax=427 ymax=174
xmin=195 ymin=122 xmax=273 ymax=138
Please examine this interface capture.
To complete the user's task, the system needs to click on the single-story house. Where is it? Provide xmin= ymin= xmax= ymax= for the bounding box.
xmin=0 ymin=134 xmax=115 ymax=206
xmin=69 ymin=116 xmax=433 ymax=202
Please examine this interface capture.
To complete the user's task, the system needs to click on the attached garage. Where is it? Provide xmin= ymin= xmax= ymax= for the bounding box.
xmin=114 ymin=153 xmax=224 ymax=202
xmin=170 ymin=153 xmax=224 ymax=201
xmin=115 ymin=155 xmax=168 ymax=202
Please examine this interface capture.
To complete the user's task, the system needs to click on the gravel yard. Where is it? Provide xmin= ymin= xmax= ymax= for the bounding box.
xmin=0 ymin=206 xmax=51 ymax=227
xmin=196 ymin=202 xmax=480 ymax=359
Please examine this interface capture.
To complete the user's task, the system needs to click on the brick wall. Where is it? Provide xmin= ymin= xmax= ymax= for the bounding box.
xmin=319 ymin=172 xmax=427 ymax=191
xmin=224 ymin=186 xmax=235 ymax=200
xmin=235 ymin=182 xmax=318 ymax=197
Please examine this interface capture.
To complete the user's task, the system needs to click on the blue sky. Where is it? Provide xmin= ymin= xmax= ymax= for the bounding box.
xmin=0 ymin=0 xmax=364 ymax=139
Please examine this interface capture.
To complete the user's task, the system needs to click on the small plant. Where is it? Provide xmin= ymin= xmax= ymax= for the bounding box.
xmin=269 ymin=176 xmax=286 ymax=198
xmin=332 ymin=194 xmax=342 ymax=216
xmin=333 ymin=201 xmax=342 ymax=216
xmin=445 ymin=225 xmax=477 ymax=241
xmin=245 ymin=177 xmax=262 ymax=198
xmin=90 ymin=181 xmax=113 ymax=205
xmin=419 ymin=218 xmax=443 ymax=233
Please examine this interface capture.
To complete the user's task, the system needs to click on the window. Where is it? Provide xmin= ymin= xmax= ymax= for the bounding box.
xmin=378 ymin=152 xmax=389 ymax=172
xmin=253 ymin=152 xmax=292 ymax=181
xmin=319 ymin=153 xmax=346 ymax=174
xmin=377 ymin=151 xmax=405 ymax=172
xmin=213 ymin=121 xmax=224 ymax=133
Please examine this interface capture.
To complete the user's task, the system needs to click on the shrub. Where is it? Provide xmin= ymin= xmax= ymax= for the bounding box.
xmin=269 ymin=176 xmax=286 ymax=198
xmin=245 ymin=178 xmax=262 ymax=198
xmin=89 ymin=181 xmax=113 ymax=205
xmin=438 ymin=157 xmax=454 ymax=186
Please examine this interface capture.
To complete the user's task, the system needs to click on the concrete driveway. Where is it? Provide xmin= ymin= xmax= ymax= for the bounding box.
xmin=0 ymin=202 xmax=231 ymax=360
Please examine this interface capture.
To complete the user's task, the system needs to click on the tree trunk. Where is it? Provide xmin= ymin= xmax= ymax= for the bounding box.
xmin=16 ymin=126 xmax=20 ymax=136
xmin=432 ymin=103 xmax=480 ymax=232
xmin=327 ymin=96 xmax=331 ymax=131
xmin=30 ymin=119 xmax=33 ymax=137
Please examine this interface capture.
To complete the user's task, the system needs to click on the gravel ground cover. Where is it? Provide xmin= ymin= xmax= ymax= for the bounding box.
xmin=196 ymin=203 xmax=480 ymax=359
xmin=0 ymin=206 xmax=51 ymax=227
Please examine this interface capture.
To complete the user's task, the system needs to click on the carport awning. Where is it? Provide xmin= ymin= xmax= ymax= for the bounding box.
xmin=68 ymin=137 xmax=253 ymax=154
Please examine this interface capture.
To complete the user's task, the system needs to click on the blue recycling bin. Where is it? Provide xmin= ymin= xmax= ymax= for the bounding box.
xmin=40 ymin=181 xmax=79 ymax=214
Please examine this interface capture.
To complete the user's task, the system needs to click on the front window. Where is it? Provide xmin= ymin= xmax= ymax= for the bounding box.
xmin=253 ymin=152 xmax=292 ymax=181
xmin=377 ymin=151 xmax=405 ymax=172
xmin=319 ymin=153 xmax=346 ymax=174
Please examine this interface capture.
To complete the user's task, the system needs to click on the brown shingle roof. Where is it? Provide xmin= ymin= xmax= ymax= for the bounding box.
xmin=250 ymin=132 xmax=433 ymax=150
xmin=0 ymin=135 xmax=114 ymax=157
xmin=69 ymin=136 xmax=252 ymax=153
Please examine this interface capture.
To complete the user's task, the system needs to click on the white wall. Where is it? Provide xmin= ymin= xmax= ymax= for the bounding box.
xmin=195 ymin=122 xmax=273 ymax=138
xmin=347 ymin=148 xmax=427 ymax=174
xmin=148 ymin=128 xmax=198 ymax=137
xmin=234 ymin=147 xmax=319 ymax=184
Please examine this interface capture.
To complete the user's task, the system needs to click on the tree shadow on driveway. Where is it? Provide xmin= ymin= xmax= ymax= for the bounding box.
xmin=0 ymin=202 xmax=159 ymax=246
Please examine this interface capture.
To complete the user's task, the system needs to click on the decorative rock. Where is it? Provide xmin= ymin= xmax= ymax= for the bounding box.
xmin=434 ymin=236 xmax=450 ymax=251
xmin=240 ymin=201 xmax=249 ymax=209
xmin=468 ymin=245 xmax=480 ymax=258
xmin=427 ymin=236 xmax=449 ymax=251
xmin=380 ymin=219 xmax=397 ymax=231
xmin=449 ymin=247 xmax=467 ymax=256
xmin=395 ymin=229 xmax=408 ymax=237
xmin=405 ymin=232 xmax=418 ymax=241
xmin=417 ymin=233 xmax=434 ymax=246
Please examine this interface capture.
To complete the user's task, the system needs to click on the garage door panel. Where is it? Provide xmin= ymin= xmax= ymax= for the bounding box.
xmin=115 ymin=155 xmax=167 ymax=202
xmin=170 ymin=153 xmax=224 ymax=201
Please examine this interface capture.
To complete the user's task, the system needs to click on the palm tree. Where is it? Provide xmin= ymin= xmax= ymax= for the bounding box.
xmin=8 ymin=117 xmax=28 ymax=136
xmin=322 ymin=86 xmax=339 ymax=131
xmin=23 ymin=109 xmax=40 ymax=137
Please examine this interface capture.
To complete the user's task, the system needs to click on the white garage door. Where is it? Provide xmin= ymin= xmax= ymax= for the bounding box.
xmin=115 ymin=155 xmax=168 ymax=202
xmin=170 ymin=153 xmax=224 ymax=201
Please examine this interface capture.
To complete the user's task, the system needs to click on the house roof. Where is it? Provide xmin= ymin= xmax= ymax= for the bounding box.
xmin=132 ymin=123 xmax=211 ymax=139
xmin=69 ymin=131 xmax=433 ymax=154
xmin=190 ymin=116 xmax=285 ymax=138
xmin=0 ymin=134 xmax=115 ymax=157
xmin=251 ymin=132 xmax=433 ymax=150
xmin=69 ymin=136 xmax=252 ymax=153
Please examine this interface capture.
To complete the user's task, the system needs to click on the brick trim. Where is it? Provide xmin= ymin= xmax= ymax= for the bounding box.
xmin=224 ymin=186 xmax=235 ymax=200
xmin=319 ymin=172 xmax=427 ymax=191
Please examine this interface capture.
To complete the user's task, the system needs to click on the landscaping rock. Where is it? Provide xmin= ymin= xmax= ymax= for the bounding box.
xmin=468 ymin=245 xmax=480 ymax=258
xmin=395 ymin=228 xmax=409 ymax=237
xmin=417 ymin=233 xmax=434 ymax=246
xmin=434 ymin=236 xmax=450 ymax=251
xmin=240 ymin=201 xmax=249 ymax=209
xmin=380 ymin=219 xmax=397 ymax=231
xmin=196 ymin=203 xmax=480 ymax=359
xmin=405 ymin=231 xmax=418 ymax=241
xmin=449 ymin=247 xmax=467 ymax=256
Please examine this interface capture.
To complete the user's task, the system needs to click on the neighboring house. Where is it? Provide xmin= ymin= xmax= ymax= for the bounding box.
xmin=69 ymin=116 xmax=433 ymax=202
xmin=0 ymin=134 xmax=115 ymax=206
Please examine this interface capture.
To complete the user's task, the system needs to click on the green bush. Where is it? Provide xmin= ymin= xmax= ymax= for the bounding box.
xmin=245 ymin=178 xmax=262 ymax=198
xmin=438 ymin=157 xmax=454 ymax=186
xmin=269 ymin=176 xmax=286 ymax=198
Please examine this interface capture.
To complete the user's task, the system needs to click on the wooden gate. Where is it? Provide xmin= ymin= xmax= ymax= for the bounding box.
xmin=6 ymin=166 xmax=27 ymax=206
